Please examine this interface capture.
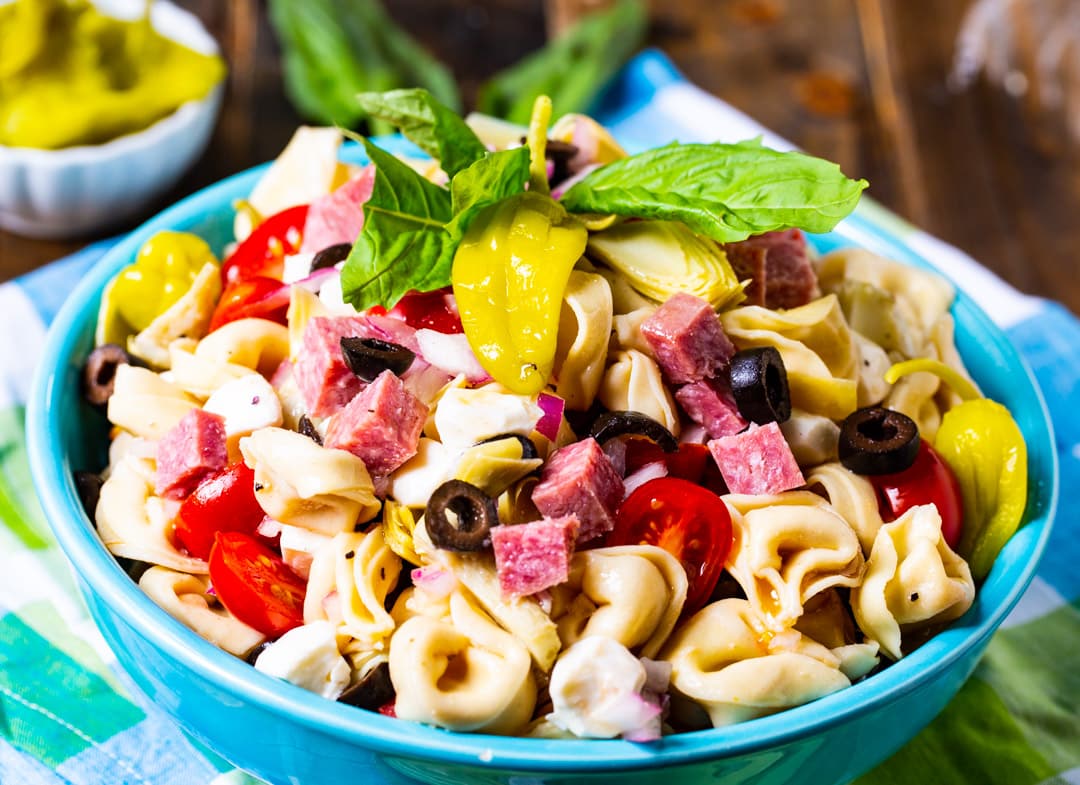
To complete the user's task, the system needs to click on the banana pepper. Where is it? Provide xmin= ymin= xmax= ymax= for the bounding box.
xmin=885 ymin=358 xmax=1027 ymax=580
xmin=109 ymin=231 xmax=217 ymax=335
xmin=452 ymin=192 xmax=587 ymax=394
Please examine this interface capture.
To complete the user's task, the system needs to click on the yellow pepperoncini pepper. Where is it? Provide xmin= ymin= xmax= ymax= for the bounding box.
xmin=452 ymin=192 xmax=587 ymax=395
xmin=108 ymin=231 xmax=218 ymax=334
xmin=885 ymin=358 xmax=1028 ymax=580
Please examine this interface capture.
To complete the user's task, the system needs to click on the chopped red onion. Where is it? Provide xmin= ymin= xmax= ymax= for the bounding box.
xmin=415 ymin=329 xmax=490 ymax=383
xmin=535 ymin=393 xmax=565 ymax=442
xmin=623 ymin=461 xmax=668 ymax=498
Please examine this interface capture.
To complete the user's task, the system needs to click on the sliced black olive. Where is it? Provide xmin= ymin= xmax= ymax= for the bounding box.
xmin=590 ymin=411 xmax=678 ymax=453
xmin=476 ymin=433 xmax=539 ymax=460
xmin=298 ymin=414 xmax=323 ymax=445
xmin=729 ymin=347 xmax=792 ymax=425
xmin=245 ymin=641 xmax=272 ymax=666
xmin=425 ymin=479 xmax=498 ymax=552
xmin=310 ymin=243 xmax=352 ymax=272
xmin=73 ymin=470 xmax=104 ymax=519
xmin=340 ymin=337 xmax=415 ymax=382
xmin=519 ymin=136 xmax=580 ymax=185
xmin=338 ymin=661 xmax=396 ymax=710
xmin=838 ymin=407 xmax=920 ymax=475
xmin=82 ymin=344 xmax=134 ymax=407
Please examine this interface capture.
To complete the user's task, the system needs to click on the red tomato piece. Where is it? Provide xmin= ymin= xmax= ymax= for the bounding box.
xmin=377 ymin=700 xmax=397 ymax=718
xmin=869 ymin=440 xmax=964 ymax=548
xmin=608 ymin=477 xmax=733 ymax=613
xmin=383 ymin=287 xmax=463 ymax=334
xmin=209 ymin=532 xmax=306 ymax=638
xmin=222 ymin=204 xmax=309 ymax=284
xmin=209 ymin=275 xmax=290 ymax=331
xmin=623 ymin=440 xmax=711 ymax=484
xmin=174 ymin=463 xmax=266 ymax=560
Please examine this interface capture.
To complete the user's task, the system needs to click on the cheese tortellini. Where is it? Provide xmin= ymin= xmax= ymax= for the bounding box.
xmin=851 ymin=505 xmax=975 ymax=661
xmin=598 ymin=350 xmax=681 ymax=437
xmin=661 ymin=599 xmax=851 ymax=727
xmin=721 ymin=295 xmax=858 ymax=420
xmin=549 ymin=545 xmax=687 ymax=659
xmin=240 ymin=428 xmax=380 ymax=535
xmin=389 ymin=591 xmax=536 ymax=734
xmin=724 ymin=492 xmax=864 ymax=631
xmin=553 ymin=270 xmax=613 ymax=410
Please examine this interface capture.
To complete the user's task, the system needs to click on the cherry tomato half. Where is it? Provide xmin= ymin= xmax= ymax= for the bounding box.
xmin=869 ymin=440 xmax=964 ymax=548
xmin=369 ymin=287 xmax=463 ymax=334
xmin=209 ymin=531 xmax=306 ymax=638
xmin=608 ymin=477 xmax=733 ymax=613
xmin=174 ymin=462 xmax=266 ymax=560
xmin=209 ymin=275 xmax=290 ymax=332
xmin=222 ymin=204 xmax=309 ymax=284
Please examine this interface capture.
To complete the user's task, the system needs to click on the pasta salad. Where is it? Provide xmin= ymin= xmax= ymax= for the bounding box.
xmin=76 ymin=91 xmax=1028 ymax=740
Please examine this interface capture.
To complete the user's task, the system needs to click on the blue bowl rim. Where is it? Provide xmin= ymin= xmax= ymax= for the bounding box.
xmin=26 ymin=139 xmax=1059 ymax=773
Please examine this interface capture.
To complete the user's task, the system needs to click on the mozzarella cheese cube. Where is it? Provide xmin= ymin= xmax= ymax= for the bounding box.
xmin=254 ymin=621 xmax=351 ymax=699
xmin=282 ymin=253 xmax=316 ymax=285
xmin=203 ymin=374 xmax=283 ymax=453
xmin=434 ymin=386 xmax=542 ymax=449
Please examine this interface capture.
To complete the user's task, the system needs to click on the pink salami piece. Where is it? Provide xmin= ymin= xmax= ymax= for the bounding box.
xmin=641 ymin=292 xmax=735 ymax=384
xmin=295 ymin=317 xmax=368 ymax=418
xmin=323 ymin=370 xmax=427 ymax=475
xmin=675 ymin=379 xmax=748 ymax=439
xmin=300 ymin=166 xmax=376 ymax=253
xmin=722 ymin=242 xmax=767 ymax=307
xmin=295 ymin=315 xmax=420 ymax=419
xmin=724 ymin=229 xmax=819 ymax=310
xmin=707 ymin=422 xmax=805 ymax=495
xmin=491 ymin=515 xmax=581 ymax=599
xmin=155 ymin=409 xmax=227 ymax=500
xmin=531 ymin=437 xmax=624 ymax=543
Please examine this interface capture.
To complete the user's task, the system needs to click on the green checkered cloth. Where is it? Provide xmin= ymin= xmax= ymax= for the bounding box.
xmin=1 ymin=50 xmax=1077 ymax=785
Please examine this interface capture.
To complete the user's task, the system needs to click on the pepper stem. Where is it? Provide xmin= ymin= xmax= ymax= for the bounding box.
xmin=527 ymin=95 xmax=553 ymax=196
xmin=884 ymin=358 xmax=982 ymax=402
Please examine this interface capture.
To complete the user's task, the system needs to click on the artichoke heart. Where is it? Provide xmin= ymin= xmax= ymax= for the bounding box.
xmin=587 ymin=220 xmax=744 ymax=310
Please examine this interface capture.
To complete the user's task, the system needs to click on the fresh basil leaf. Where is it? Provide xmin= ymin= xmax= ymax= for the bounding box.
xmin=560 ymin=139 xmax=869 ymax=241
xmin=477 ymin=0 xmax=647 ymax=125
xmin=449 ymin=147 xmax=531 ymax=235
xmin=341 ymin=140 xmax=454 ymax=311
xmin=356 ymin=88 xmax=487 ymax=177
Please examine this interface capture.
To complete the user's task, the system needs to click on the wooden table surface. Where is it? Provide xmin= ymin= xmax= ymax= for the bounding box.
xmin=2 ymin=0 xmax=1076 ymax=315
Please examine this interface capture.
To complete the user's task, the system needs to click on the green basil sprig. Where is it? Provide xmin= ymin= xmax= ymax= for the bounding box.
xmin=559 ymin=139 xmax=869 ymax=243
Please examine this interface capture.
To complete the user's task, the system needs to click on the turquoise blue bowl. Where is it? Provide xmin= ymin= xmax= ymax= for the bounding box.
xmin=27 ymin=140 xmax=1058 ymax=785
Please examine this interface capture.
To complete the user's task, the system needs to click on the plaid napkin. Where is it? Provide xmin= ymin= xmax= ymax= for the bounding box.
xmin=1 ymin=50 xmax=1077 ymax=785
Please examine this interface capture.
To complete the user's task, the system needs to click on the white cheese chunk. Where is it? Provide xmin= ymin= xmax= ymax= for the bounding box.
xmin=433 ymin=386 xmax=542 ymax=449
xmin=282 ymin=253 xmax=315 ymax=285
xmin=388 ymin=438 xmax=456 ymax=508
xmin=203 ymin=374 xmax=283 ymax=451
xmin=254 ymin=621 xmax=351 ymax=699
xmin=547 ymin=637 xmax=660 ymax=739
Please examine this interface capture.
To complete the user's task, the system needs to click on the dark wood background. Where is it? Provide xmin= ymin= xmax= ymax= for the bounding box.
xmin=2 ymin=0 xmax=1076 ymax=315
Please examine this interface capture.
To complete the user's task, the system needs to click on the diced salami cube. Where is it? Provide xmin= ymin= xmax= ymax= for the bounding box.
xmin=491 ymin=516 xmax=580 ymax=598
xmin=675 ymin=379 xmax=748 ymax=439
xmin=640 ymin=292 xmax=735 ymax=384
xmin=295 ymin=317 xmax=368 ymax=418
xmin=707 ymin=422 xmax=805 ymax=495
xmin=531 ymin=438 xmax=624 ymax=543
xmin=323 ymin=370 xmax=427 ymax=475
xmin=300 ymin=166 xmax=376 ymax=253
xmin=722 ymin=242 xmax=767 ymax=307
xmin=724 ymin=229 xmax=818 ymax=310
xmin=155 ymin=409 xmax=227 ymax=500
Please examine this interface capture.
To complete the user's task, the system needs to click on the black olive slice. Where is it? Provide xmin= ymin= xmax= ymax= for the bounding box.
xmin=298 ymin=414 xmax=323 ymax=445
xmin=73 ymin=470 xmax=103 ymax=519
xmin=476 ymin=433 xmax=539 ymax=460
xmin=729 ymin=347 xmax=792 ymax=425
xmin=839 ymin=407 xmax=920 ymax=475
xmin=340 ymin=337 xmax=415 ymax=382
xmin=589 ymin=411 xmax=678 ymax=453
xmin=311 ymin=243 xmax=352 ymax=272
xmin=425 ymin=480 xmax=498 ymax=552
xmin=82 ymin=344 xmax=134 ymax=407
xmin=245 ymin=641 xmax=272 ymax=666
xmin=338 ymin=661 xmax=396 ymax=710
